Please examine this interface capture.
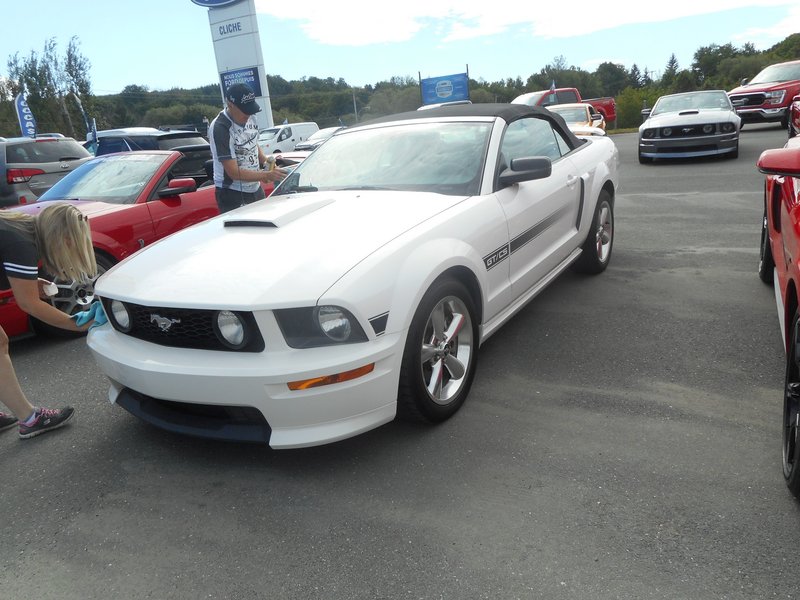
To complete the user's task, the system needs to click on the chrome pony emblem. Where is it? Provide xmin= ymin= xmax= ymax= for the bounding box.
xmin=150 ymin=314 xmax=181 ymax=331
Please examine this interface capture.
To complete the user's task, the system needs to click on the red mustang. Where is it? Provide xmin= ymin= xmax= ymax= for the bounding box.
xmin=757 ymin=135 xmax=800 ymax=498
xmin=1 ymin=151 xmax=225 ymax=338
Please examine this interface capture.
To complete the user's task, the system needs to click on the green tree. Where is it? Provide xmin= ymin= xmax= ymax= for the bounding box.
xmin=595 ymin=62 xmax=629 ymax=96
xmin=661 ymin=54 xmax=679 ymax=87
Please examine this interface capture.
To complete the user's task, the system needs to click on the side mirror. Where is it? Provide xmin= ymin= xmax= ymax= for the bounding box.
xmin=641 ymin=108 xmax=652 ymax=122
xmin=740 ymin=77 xmax=749 ymax=86
xmin=499 ymin=156 xmax=552 ymax=186
xmin=757 ymin=148 xmax=800 ymax=177
xmin=158 ymin=177 xmax=197 ymax=198
xmin=591 ymin=113 xmax=603 ymax=122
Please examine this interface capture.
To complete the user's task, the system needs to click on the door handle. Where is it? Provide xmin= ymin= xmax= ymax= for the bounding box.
xmin=566 ymin=175 xmax=579 ymax=187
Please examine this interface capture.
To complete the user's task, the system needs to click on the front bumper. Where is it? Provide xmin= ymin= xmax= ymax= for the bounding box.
xmin=88 ymin=325 xmax=404 ymax=448
xmin=735 ymin=107 xmax=787 ymax=123
xmin=639 ymin=132 xmax=739 ymax=159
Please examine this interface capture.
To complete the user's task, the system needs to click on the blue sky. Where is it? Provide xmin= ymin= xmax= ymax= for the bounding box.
xmin=1 ymin=1 xmax=797 ymax=96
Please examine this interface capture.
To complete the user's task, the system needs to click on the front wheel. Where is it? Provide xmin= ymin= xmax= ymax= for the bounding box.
xmin=397 ymin=277 xmax=478 ymax=423
xmin=758 ymin=208 xmax=775 ymax=284
xmin=572 ymin=190 xmax=614 ymax=274
xmin=783 ymin=310 xmax=800 ymax=499
xmin=32 ymin=253 xmax=115 ymax=337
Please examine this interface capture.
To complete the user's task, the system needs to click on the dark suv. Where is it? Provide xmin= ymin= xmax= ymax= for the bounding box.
xmin=92 ymin=127 xmax=211 ymax=184
xmin=0 ymin=136 xmax=93 ymax=207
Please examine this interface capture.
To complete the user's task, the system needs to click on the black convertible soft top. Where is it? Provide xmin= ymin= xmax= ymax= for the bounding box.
xmin=360 ymin=102 xmax=583 ymax=148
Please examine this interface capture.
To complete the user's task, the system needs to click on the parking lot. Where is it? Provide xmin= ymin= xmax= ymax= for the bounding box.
xmin=0 ymin=123 xmax=794 ymax=599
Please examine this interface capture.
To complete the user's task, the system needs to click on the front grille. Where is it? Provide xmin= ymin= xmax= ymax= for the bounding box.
xmin=656 ymin=124 xmax=728 ymax=138
xmin=655 ymin=144 xmax=717 ymax=154
xmin=730 ymin=93 xmax=765 ymax=107
xmin=102 ymin=299 xmax=264 ymax=352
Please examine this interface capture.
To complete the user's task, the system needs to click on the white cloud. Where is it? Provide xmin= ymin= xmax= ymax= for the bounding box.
xmin=254 ymin=0 xmax=796 ymax=46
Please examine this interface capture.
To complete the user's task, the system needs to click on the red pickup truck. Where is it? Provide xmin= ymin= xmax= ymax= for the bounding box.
xmin=511 ymin=87 xmax=617 ymax=127
xmin=728 ymin=59 xmax=800 ymax=129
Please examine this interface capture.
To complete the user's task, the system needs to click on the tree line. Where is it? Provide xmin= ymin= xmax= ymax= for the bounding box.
xmin=1 ymin=33 xmax=799 ymax=139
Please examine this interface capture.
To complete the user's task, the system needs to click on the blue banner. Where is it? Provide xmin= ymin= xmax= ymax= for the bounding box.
xmin=420 ymin=73 xmax=469 ymax=106
xmin=15 ymin=93 xmax=37 ymax=138
xmin=220 ymin=67 xmax=263 ymax=98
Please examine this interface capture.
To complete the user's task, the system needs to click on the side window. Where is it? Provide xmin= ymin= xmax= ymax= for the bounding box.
xmin=557 ymin=90 xmax=579 ymax=103
xmin=97 ymin=138 xmax=129 ymax=155
xmin=500 ymin=117 xmax=564 ymax=166
xmin=279 ymin=128 xmax=291 ymax=141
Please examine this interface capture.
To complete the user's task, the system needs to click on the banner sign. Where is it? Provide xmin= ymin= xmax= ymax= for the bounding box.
xmin=420 ymin=73 xmax=469 ymax=106
xmin=15 ymin=94 xmax=37 ymax=138
xmin=220 ymin=67 xmax=263 ymax=98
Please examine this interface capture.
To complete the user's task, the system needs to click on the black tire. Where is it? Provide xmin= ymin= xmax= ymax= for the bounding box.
xmin=32 ymin=252 xmax=115 ymax=338
xmin=397 ymin=277 xmax=478 ymax=423
xmin=783 ymin=310 xmax=800 ymax=499
xmin=781 ymin=114 xmax=789 ymax=130
xmin=728 ymin=143 xmax=739 ymax=159
xmin=758 ymin=207 xmax=775 ymax=284
xmin=572 ymin=190 xmax=614 ymax=274
xmin=638 ymin=150 xmax=651 ymax=164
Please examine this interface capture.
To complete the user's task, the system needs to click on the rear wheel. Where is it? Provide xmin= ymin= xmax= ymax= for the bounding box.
xmin=783 ymin=310 xmax=800 ymax=499
xmin=397 ymin=277 xmax=478 ymax=423
xmin=572 ymin=190 xmax=614 ymax=274
xmin=32 ymin=253 xmax=115 ymax=337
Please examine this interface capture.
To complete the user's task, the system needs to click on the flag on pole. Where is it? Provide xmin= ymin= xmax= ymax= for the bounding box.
xmin=549 ymin=80 xmax=556 ymax=92
xmin=15 ymin=93 xmax=37 ymax=138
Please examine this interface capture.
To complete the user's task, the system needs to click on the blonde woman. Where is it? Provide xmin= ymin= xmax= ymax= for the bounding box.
xmin=0 ymin=203 xmax=101 ymax=438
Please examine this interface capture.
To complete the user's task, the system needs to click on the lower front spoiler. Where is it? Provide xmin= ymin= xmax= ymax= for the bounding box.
xmin=116 ymin=388 xmax=272 ymax=444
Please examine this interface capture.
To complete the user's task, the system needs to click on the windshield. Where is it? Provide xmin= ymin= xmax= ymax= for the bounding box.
xmin=750 ymin=63 xmax=800 ymax=84
xmin=652 ymin=91 xmax=732 ymax=115
xmin=273 ymin=120 xmax=493 ymax=197
xmin=40 ymin=153 xmax=168 ymax=204
xmin=549 ymin=106 xmax=588 ymax=123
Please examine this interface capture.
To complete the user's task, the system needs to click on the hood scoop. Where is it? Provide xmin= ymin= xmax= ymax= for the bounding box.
xmin=222 ymin=197 xmax=335 ymax=229
xmin=678 ymin=109 xmax=700 ymax=115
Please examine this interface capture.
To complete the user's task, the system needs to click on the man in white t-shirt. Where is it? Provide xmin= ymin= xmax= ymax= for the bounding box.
xmin=208 ymin=83 xmax=286 ymax=213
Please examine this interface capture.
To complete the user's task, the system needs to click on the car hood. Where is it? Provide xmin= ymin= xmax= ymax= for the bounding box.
xmin=96 ymin=190 xmax=466 ymax=308
xmin=642 ymin=109 xmax=737 ymax=128
xmin=8 ymin=199 xmax=135 ymax=218
xmin=729 ymin=81 xmax=792 ymax=94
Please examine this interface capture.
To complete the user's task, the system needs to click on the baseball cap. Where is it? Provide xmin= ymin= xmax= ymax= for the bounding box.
xmin=226 ymin=83 xmax=261 ymax=115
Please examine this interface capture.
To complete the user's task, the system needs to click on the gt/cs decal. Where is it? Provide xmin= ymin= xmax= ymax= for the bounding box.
xmin=484 ymin=244 xmax=510 ymax=270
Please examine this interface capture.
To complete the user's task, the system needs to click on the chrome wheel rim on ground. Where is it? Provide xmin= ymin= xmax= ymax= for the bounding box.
xmin=595 ymin=202 xmax=613 ymax=263
xmin=419 ymin=295 xmax=473 ymax=405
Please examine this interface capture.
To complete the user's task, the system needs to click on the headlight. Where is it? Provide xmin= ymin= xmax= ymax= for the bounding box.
xmin=214 ymin=310 xmax=248 ymax=350
xmin=661 ymin=127 xmax=672 ymax=137
xmin=275 ymin=306 xmax=368 ymax=348
xmin=316 ymin=306 xmax=353 ymax=342
xmin=640 ymin=128 xmax=656 ymax=139
xmin=720 ymin=122 xmax=736 ymax=133
xmin=765 ymin=90 xmax=786 ymax=105
xmin=109 ymin=299 xmax=131 ymax=332
xmin=702 ymin=124 xmax=714 ymax=134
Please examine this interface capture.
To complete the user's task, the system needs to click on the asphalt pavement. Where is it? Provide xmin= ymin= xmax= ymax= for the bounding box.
xmin=0 ymin=123 xmax=794 ymax=600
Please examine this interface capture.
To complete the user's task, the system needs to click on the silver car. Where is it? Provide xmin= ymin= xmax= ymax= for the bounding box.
xmin=0 ymin=135 xmax=93 ymax=206
xmin=638 ymin=90 xmax=741 ymax=163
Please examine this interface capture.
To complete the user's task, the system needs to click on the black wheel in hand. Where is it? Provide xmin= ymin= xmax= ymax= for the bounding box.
xmin=397 ymin=277 xmax=478 ymax=423
xmin=32 ymin=253 xmax=115 ymax=338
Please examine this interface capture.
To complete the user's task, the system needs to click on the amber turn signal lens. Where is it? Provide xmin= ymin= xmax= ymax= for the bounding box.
xmin=288 ymin=363 xmax=375 ymax=390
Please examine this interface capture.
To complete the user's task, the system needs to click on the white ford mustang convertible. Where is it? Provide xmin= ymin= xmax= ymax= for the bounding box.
xmin=88 ymin=103 xmax=620 ymax=448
